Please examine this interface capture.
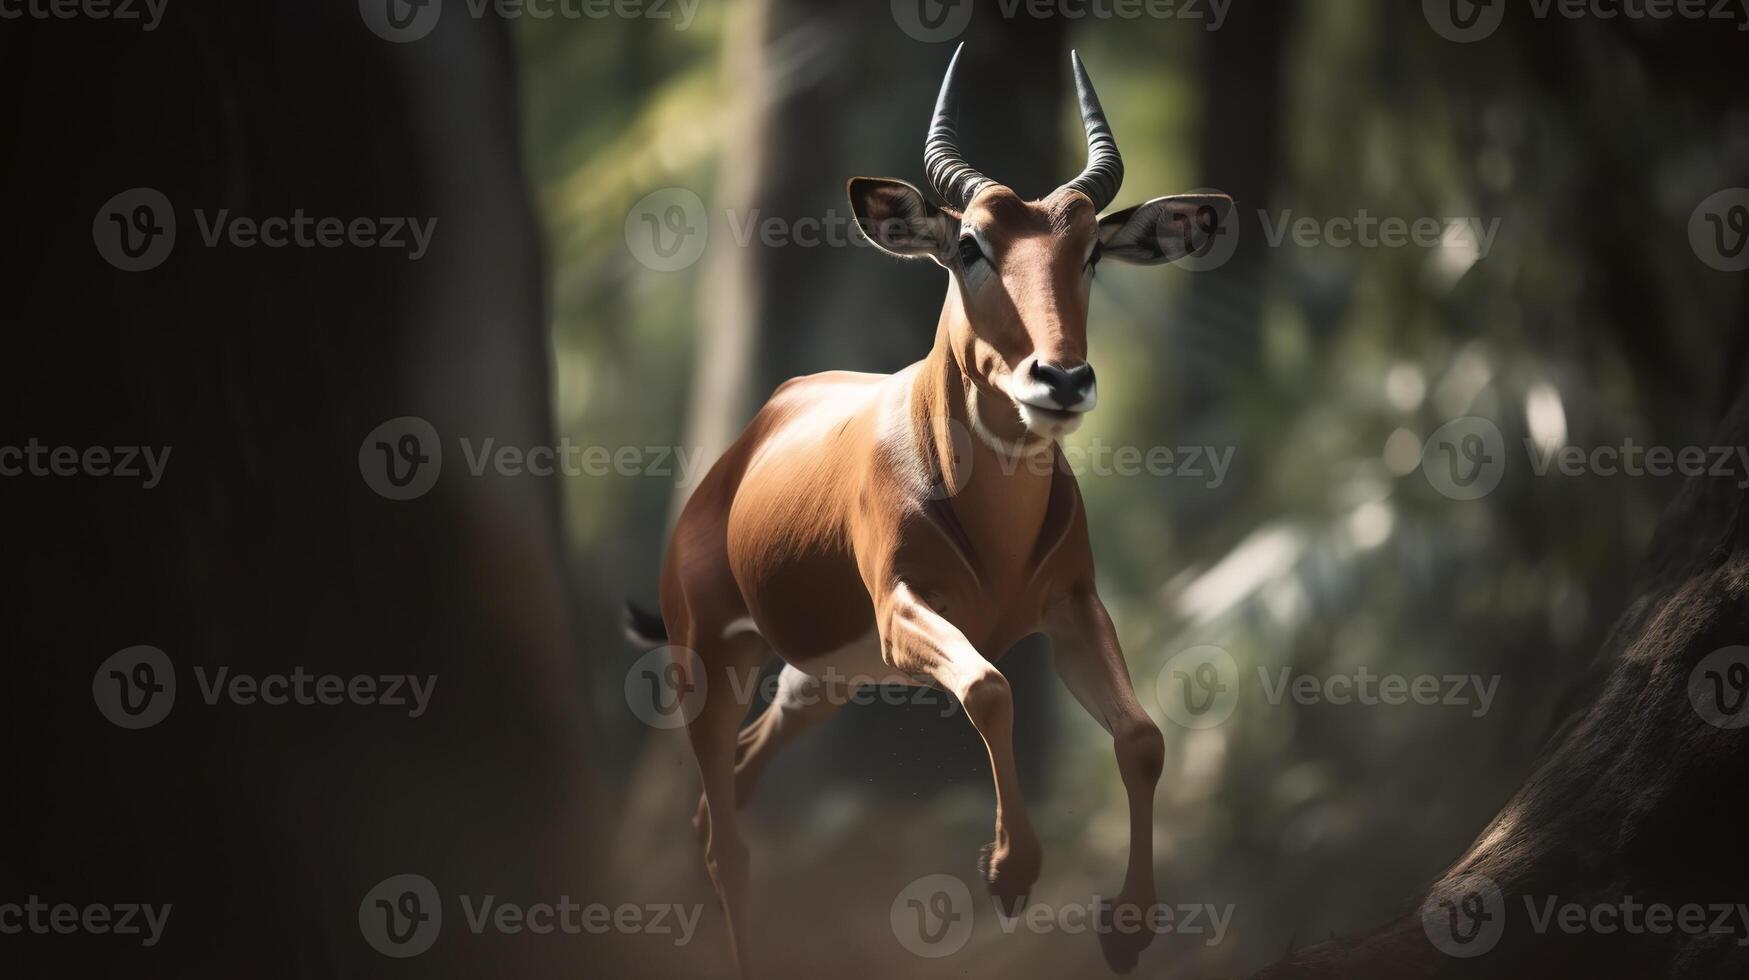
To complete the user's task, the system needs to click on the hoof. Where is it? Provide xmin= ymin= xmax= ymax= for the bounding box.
xmin=977 ymin=841 xmax=1037 ymax=918
xmin=1096 ymin=898 xmax=1156 ymax=973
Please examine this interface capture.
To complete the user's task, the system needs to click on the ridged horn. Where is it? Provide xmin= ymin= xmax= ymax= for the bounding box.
xmin=923 ymin=43 xmax=993 ymax=210
xmin=1062 ymin=50 xmax=1124 ymax=211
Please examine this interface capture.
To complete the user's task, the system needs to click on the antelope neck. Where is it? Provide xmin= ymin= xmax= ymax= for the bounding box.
xmin=911 ymin=307 xmax=1057 ymax=574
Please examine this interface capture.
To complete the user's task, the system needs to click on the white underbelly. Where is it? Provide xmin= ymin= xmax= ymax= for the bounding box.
xmin=722 ymin=619 xmax=928 ymax=690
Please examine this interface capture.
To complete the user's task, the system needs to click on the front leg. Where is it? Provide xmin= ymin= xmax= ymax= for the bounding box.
xmin=1045 ymin=589 xmax=1165 ymax=973
xmin=878 ymin=582 xmax=1041 ymax=914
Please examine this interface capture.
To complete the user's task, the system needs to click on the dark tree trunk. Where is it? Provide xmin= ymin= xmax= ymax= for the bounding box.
xmin=1252 ymin=389 xmax=1749 ymax=979
xmin=5 ymin=7 xmax=599 ymax=978
xmin=1169 ymin=0 xmax=1293 ymax=539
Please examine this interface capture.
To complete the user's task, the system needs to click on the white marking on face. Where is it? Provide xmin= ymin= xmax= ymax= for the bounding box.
xmin=1007 ymin=375 xmax=1098 ymax=414
xmin=1004 ymin=366 xmax=1096 ymax=438
xmin=967 ymin=385 xmax=1046 ymax=458
xmin=1015 ymin=400 xmax=1088 ymax=439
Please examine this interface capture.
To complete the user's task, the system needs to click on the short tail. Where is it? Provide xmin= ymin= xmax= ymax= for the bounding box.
xmin=623 ymin=600 xmax=669 ymax=646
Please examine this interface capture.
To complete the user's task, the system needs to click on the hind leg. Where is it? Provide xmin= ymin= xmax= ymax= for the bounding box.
xmin=680 ymin=629 xmax=766 ymax=980
xmin=694 ymin=664 xmax=850 ymax=842
xmin=734 ymin=665 xmax=849 ymax=798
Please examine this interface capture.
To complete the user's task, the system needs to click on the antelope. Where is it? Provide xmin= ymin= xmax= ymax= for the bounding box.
xmin=626 ymin=43 xmax=1231 ymax=976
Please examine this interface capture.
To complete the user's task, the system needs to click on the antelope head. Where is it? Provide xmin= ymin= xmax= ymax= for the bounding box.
xmin=850 ymin=45 xmax=1232 ymax=447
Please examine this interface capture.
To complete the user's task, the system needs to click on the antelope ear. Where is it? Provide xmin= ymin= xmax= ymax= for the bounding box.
xmin=848 ymin=177 xmax=958 ymax=264
xmin=1097 ymin=194 xmax=1234 ymax=265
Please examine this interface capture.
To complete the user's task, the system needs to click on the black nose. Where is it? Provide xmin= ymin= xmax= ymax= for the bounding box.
xmin=1029 ymin=360 xmax=1096 ymax=408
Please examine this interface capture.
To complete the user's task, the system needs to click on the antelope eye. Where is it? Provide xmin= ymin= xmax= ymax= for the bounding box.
xmin=957 ymin=234 xmax=985 ymax=266
xmin=1086 ymin=242 xmax=1104 ymax=269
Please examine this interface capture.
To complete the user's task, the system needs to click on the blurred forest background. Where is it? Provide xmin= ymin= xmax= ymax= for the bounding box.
xmin=8 ymin=0 xmax=1745 ymax=977
xmin=509 ymin=0 xmax=1749 ymax=976
xmin=514 ymin=0 xmax=1749 ymax=976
